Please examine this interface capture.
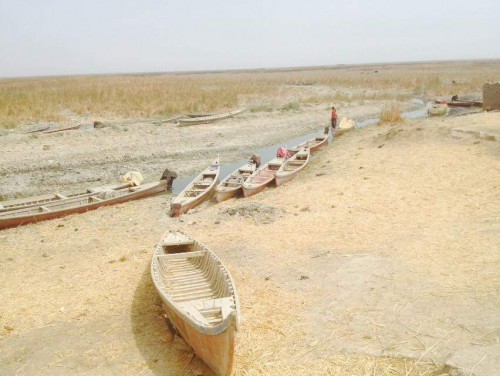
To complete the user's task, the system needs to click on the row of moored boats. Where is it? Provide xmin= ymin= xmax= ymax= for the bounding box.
xmin=169 ymin=131 xmax=329 ymax=216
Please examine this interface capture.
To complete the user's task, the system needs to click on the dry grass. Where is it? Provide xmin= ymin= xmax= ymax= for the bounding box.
xmin=1 ymin=60 xmax=499 ymax=128
xmin=378 ymin=102 xmax=404 ymax=125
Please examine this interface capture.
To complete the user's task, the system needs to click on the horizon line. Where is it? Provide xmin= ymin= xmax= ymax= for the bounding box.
xmin=1 ymin=58 xmax=499 ymax=81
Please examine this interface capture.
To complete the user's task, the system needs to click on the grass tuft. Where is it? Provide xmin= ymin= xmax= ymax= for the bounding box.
xmin=378 ymin=102 xmax=403 ymax=125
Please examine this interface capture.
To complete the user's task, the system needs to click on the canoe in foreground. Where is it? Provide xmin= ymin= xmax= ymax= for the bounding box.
xmin=177 ymin=109 xmax=245 ymax=126
xmin=215 ymin=161 xmax=256 ymax=202
xmin=275 ymin=147 xmax=311 ymax=186
xmin=151 ymin=231 xmax=240 ymax=376
xmin=170 ymin=158 xmax=220 ymax=216
xmin=289 ymin=133 xmax=328 ymax=154
xmin=0 ymin=181 xmax=168 ymax=230
xmin=241 ymin=157 xmax=284 ymax=198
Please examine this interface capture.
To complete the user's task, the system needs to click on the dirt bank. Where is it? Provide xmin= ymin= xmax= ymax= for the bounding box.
xmin=0 ymin=112 xmax=499 ymax=375
xmin=0 ymin=101 xmax=414 ymax=200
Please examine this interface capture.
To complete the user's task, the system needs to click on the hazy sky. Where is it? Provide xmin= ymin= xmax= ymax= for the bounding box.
xmin=1 ymin=0 xmax=499 ymax=78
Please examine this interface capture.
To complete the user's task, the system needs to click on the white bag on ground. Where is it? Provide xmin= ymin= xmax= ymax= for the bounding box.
xmin=121 ymin=171 xmax=144 ymax=186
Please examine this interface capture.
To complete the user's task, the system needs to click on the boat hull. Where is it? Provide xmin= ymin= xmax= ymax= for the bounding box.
xmin=215 ymin=188 xmax=241 ymax=203
xmin=241 ymin=180 xmax=273 ymax=198
xmin=170 ymin=159 xmax=220 ymax=217
xmin=334 ymin=126 xmax=354 ymax=137
xmin=177 ymin=109 xmax=245 ymax=126
xmin=151 ymin=231 xmax=240 ymax=376
xmin=170 ymin=185 xmax=216 ymax=216
xmin=0 ymin=182 xmax=168 ymax=230
xmin=161 ymin=302 xmax=235 ymax=376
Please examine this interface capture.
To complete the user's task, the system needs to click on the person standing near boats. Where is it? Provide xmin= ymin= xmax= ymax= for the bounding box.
xmin=331 ymin=106 xmax=338 ymax=130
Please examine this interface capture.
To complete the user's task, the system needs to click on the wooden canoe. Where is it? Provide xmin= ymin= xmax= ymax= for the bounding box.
xmin=151 ymin=231 xmax=240 ymax=376
xmin=42 ymin=124 xmax=82 ymax=134
xmin=0 ymin=183 xmax=137 ymax=212
xmin=215 ymin=161 xmax=256 ymax=202
xmin=434 ymin=99 xmax=483 ymax=107
xmin=289 ymin=133 xmax=328 ymax=154
xmin=170 ymin=158 xmax=220 ymax=216
xmin=241 ymin=157 xmax=284 ymax=198
xmin=177 ymin=109 xmax=245 ymax=126
xmin=0 ymin=181 xmax=168 ymax=230
xmin=334 ymin=118 xmax=356 ymax=137
xmin=275 ymin=147 xmax=311 ymax=186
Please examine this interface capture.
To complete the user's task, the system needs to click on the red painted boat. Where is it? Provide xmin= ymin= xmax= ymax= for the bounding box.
xmin=241 ymin=157 xmax=284 ymax=198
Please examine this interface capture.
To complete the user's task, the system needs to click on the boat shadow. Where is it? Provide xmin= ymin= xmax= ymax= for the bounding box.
xmin=131 ymin=265 xmax=214 ymax=375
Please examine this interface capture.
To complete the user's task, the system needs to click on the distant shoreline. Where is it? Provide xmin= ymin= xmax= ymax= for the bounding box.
xmin=1 ymin=58 xmax=499 ymax=81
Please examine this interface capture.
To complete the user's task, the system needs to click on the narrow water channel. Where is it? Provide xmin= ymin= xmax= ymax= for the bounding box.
xmin=172 ymin=100 xmax=431 ymax=194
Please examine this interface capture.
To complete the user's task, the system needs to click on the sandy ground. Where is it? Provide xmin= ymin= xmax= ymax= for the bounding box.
xmin=0 ymin=110 xmax=499 ymax=375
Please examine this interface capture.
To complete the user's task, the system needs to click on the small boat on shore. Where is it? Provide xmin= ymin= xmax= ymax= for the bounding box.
xmin=275 ymin=147 xmax=310 ymax=186
xmin=241 ymin=157 xmax=284 ymax=198
xmin=151 ymin=231 xmax=240 ymax=376
xmin=215 ymin=161 xmax=256 ymax=202
xmin=177 ymin=109 xmax=245 ymax=126
xmin=0 ymin=181 xmax=168 ymax=230
xmin=334 ymin=117 xmax=356 ymax=136
xmin=434 ymin=99 xmax=483 ymax=108
xmin=289 ymin=132 xmax=328 ymax=154
xmin=170 ymin=158 xmax=220 ymax=216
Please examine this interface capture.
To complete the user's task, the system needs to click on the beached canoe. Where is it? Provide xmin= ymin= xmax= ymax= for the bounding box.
xmin=434 ymin=99 xmax=483 ymax=107
xmin=0 ymin=181 xmax=168 ymax=230
xmin=289 ymin=133 xmax=328 ymax=154
xmin=241 ymin=157 xmax=284 ymax=198
xmin=334 ymin=117 xmax=356 ymax=137
xmin=170 ymin=158 xmax=220 ymax=216
xmin=0 ymin=182 xmax=137 ymax=213
xmin=275 ymin=147 xmax=311 ymax=186
xmin=151 ymin=231 xmax=240 ymax=376
xmin=177 ymin=109 xmax=245 ymax=126
xmin=215 ymin=161 xmax=256 ymax=202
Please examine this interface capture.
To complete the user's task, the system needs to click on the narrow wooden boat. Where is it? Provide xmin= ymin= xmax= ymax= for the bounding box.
xmin=170 ymin=158 xmax=220 ymax=216
xmin=151 ymin=231 xmax=240 ymax=376
xmin=275 ymin=147 xmax=310 ymax=186
xmin=24 ymin=125 xmax=51 ymax=134
xmin=0 ymin=183 xmax=136 ymax=212
xmin=177 ymin=109 xmax=245 ymax=127
xmin=289 ymin=133 xmax=328 ymax=154
xmin=241 ymin=157 xmax=284 ymax=198
xmin=43 ymin=124 xmax=82 ymax=134
xmin=0 ymin=181 xmax=168 ymax=230
xmin=186 ymin=113 xmax=215 ymax=118
xmin=334 ymin=118 xmax=356 ymax=137
xmin=434 ymin=99 xmax=483 ymax=107
xmin=215 ymin=161 xmax=256 ymax=202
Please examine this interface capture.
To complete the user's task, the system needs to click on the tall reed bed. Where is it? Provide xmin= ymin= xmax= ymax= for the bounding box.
xmin=1 ymin=60 xmax=499 ymax=128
